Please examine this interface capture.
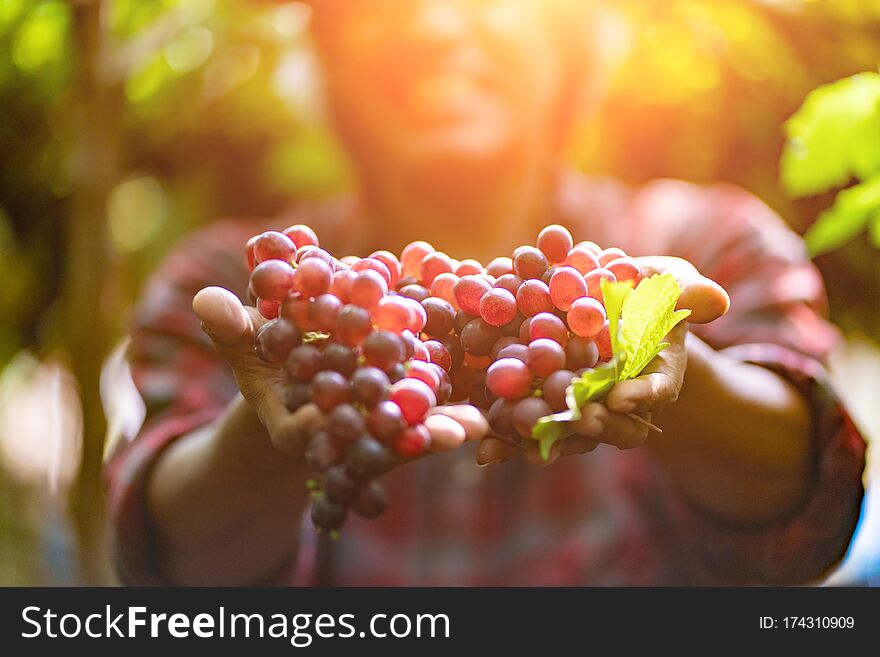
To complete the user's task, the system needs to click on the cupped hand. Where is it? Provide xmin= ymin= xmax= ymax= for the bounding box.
xmin=192 ymin=286 xmax=488 ymax=461
xmin=476 ymin=256 xmax=729 ymax=467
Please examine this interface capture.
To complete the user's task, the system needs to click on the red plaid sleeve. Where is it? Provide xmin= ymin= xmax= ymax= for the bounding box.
xmin=105 ymin=218 xmax=261 ymax=584
xmin=626 ymin=180 xmax=866 ymax=584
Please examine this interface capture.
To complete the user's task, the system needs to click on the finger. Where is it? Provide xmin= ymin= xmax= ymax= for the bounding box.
xmin=424 ymin=414 xmax=467 ymax=451
xmin=600 ymin=406 xmax=651 ymax=450
xmin=606 ymin=324 xmax=686 ymax=414
xmin=270 ymin=402 xmax=325 ymax=456
xmin=193 ymin=286 xmax=260 ymax=347
xmin=569 ymin=403 xmax=605 ymax=438
xmin=524 ymin=443 xmax=561 ymax=466
xmin=634 ymin=256 xmax=729 ymax=324
xmin=430 ymin=404 xmax=489 ymax=441
xmin=476 ymin=437 xmax=519 ymax=467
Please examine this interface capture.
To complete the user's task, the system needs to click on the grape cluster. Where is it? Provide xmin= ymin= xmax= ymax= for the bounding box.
xmin=244 ymin=223 xmax=642 ymax=532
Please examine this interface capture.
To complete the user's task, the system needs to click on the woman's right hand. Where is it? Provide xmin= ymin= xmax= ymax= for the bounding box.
xmin=192 ymin=286 xmax=489 ymax=461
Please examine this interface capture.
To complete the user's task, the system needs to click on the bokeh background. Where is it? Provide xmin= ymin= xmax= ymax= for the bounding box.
xmin=1 ymin=0 xmax=879 ymax=585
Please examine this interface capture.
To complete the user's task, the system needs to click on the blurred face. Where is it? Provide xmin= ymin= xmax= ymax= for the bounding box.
xmin=311 ymin=0 xmax=568 ymax=175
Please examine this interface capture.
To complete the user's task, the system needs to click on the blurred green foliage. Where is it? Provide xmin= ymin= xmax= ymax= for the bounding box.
xmin=1 ymin=0 xmax=880 ymax=583
xmin=782 ymin=72 xmax=880 ymax=254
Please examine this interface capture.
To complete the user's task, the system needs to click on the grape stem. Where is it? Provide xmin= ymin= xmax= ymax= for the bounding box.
xmin=626 ymin=413 xmax=662 ymax=434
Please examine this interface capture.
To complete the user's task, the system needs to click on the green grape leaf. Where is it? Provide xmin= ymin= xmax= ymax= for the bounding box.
xmin=804 ymin=175 xmax=880 ymax=255
xmin=532 ymin=274 xmax=690 ymax=460
xmin=531 ymin=362 xmax=617 ymax=460
xmin=782 ymin=72 xmax=880 ymax=198
xmin=600 ymin=278 xmax=633 ymax=377
xmin=618 ymin=274 xmax=690 ymax=380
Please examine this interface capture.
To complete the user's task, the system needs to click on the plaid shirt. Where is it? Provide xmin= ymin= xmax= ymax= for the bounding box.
xmin=106 ymin=175 xmax=866 ymax=585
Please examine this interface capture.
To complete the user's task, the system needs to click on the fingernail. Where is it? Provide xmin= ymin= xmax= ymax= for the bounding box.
xmin=477 ymin=457 xmax=502 ymax=468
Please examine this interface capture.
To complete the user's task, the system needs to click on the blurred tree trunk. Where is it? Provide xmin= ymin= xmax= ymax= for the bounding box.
xmin=64 ymin=0 xmax=121 ymax=585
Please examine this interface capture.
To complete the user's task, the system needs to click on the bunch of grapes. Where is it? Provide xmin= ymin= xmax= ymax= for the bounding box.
xmin=243 ymin=223 xmax=642 ymax=532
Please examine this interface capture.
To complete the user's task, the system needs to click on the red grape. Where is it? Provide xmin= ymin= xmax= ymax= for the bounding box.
xmin=598 ymin=247 xmax=627 ymax=266
xmin=256 ymin=298 xmax=280 ymax=320
xmin=399 ymin=284 xmax=429 ymax=303
xmin=595 ymin=322 xmax=613 ymax=362
xmin=352 ymin=257 xmax=392 ymax=287
xmin=424 ymin=340 xmax=452 ymax=371
xmin=391 ymin=378 xmax=437 ymax=425
xmin=363 ymin=331 xmax=406 ymax=371
xmin=283 ymin=224 xmax=319 ymax=249
xmin=430 ymin=272 xmax=460 ymax=308
xmin=494 ymin=273 xmax=524 ymax=296
xmin=605 ymin=257 xmax=641 ymax=286
xmin=567 ymin=296 xmax=606 ymax=338
xmin=454 ymin=275 xmax=493 ymax=316
xmin=310 ymin=370 xmax=351 ymax=412
xmin=350 ymin=269 xmax=388 ymax=309
xmin=549 ymin=266 xmax=588 ymax=311
xmin=460 ymin=318 xmax=501 ymax=356
xmin=245 ymin=235 xmax=259 ymax=271
xmin=372 ymin=296 xmax=414 ymax=333
xmin=309 ymin=293 xmax=342 ymax=332
xmin=369 ymin=250 xmax=401 ymax=288
xmin=585 ymin=267 xmax=616 ymax=304
xmin=486 ymin=357 xmax=532 ymax=400
xmin=537 ymin=224 xmax=573 ymax=264
xmin=251 ymin=260 xmax=295 ymax=302
xmin=394 ymin=424 xmax=431 ymax=458
xmin=486 ymin=256 xmax=514 ymax=278
xmin=497 ymin=342 xmax=529 ymax=363
xmin=293 ymin=257 xmax=333 ymax=297
xmin=255 ymin=318 xmax=301 ymax=364
xmin=330 ymin=269 xmax=357 ymax=303
xmin=254 ymin=231 xmax=297 ymax=265
xmin=513 ymin=246 xmax=549 ymax=280
xmin=420 ymin=251 xmax=455 ymax=287
xmin=456 ymin=259 xmax=484 ymax=276
xmin=564 ymin=245 xmax=600 ymax=275
xmin=407 ymin=360 xmax=440 ymax=391
xmin=401 ymin=240 xmax=435 ymax=278
xmin=479 ymin=288 xmax=518 ymax=327
xmin=490 ymin=336 xmax=519 ymax=360
xmin=286 ymin=344 xmax=323 ymax=381
xmin=529 ymin=312 xmax=568 ymax=345
xmin=516 ymin=279 xmax=554 ymax=317
xmin=527 ymin=338 xmax=566 ymax=378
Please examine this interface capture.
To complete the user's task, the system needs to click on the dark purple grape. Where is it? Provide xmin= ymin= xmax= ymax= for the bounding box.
xmin=399 ymin=284 xmax=430 ymax=302
xmin=422 ymin=297 xmax=456 ymax=337
xmin=286 ymin=344 xmax=323 ymax=381
xmin=542 ymin=369 xmax=575 ymax=412
xmin=500 ymin=312 xmax=525 ymax=338
xmin=512 ymin=397 xmax=553 ymax=440
xmin=433 ymin=365 xmax=452 ymax=404
xmin=565 ymin=336 xmax=600 ymax=370
xmin=255 ymin=319 xmax=302 ymax=364
xmin=305 ymin=430 xmax=344 ymax=471
xmin=488 ymin=398 xmax=518 ymax=437
xmin=351 ymin=480 xmax=388 ymax=519
xmin=460 ymin=318 xmax=501 ymax=356
xmin=324 ymin=465 xmax=358 ymax=504
xmin=311 ymin=497 xmax=347 ymax=531
xmin=387 ymin=362 xmax=406 ymax=383
xmin=454 ymin=310 xmax=476 ymax=336
xmin=346 ymin=437 xmax=392 ymax=478
xmin=396 ymin=275 xmax=419 ymax=290
xmin=308 ymin=294 xmax=343 ymax=332
xmin=362 ymin=331 xmax=406 ymax=371
xmin=310 ymin=370 xmax=350 ymax=412
xmin=469 ymin=368 xmax=493 ymax=409
xmin=322 ymin=343 xmax=358 ymax=377
xmin=284 ymin=381 xmax=310 ymax=412
xmin=327 ymin=403 xmax=366 ymax=443
xmin=336 ymin=304 xmax=373 ymax=346
xmin=367 ymin=401 xmax=406 ymax=442
xmin=350 ymin=367 xmax=390 ymax=408
xmin=441 ymin=335 xmax=465 ymax=370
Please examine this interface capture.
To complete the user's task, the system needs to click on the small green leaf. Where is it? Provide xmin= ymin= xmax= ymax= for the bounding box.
xmin=804 ymin=176 xmax=880 ymax=255
xmin=569 ymin=362 xmax=618 ymax=408
xmin=619 ymin=274 xmax=690 ymax=380
xmin=600 ymin=278 xmax=633 ymax=376
xmin=532 ymin=414 xmax=571 ymax=461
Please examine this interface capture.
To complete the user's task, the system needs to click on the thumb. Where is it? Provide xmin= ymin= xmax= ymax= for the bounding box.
xmin=634 ymin=256 xmax=730 ymax=324
xmin=193 ymin=286 xmax=267 ymax=350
